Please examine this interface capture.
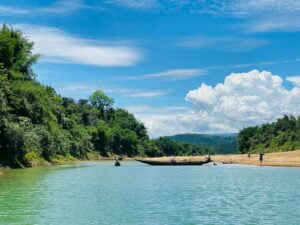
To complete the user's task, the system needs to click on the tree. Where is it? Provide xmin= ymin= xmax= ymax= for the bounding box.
xmin=91 ymin=122 xmax=111 ymax=156
xmin=0 ymin=25 xmax=39 ymax=80
xmin=89 ymin=90 xmax=114 ymax=120
xmin=237 ymin=126 xmax=258 ymax=153
xmin=89 ymin=90 xmax=114 ymax=111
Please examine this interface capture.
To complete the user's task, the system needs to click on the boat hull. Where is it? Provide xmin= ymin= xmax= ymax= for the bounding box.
xmin=136 ymin=159 xmax=210 ymax=166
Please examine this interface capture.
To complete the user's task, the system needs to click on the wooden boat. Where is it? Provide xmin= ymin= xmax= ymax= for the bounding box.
xmin=135 ymin=158 xmax=210 ymax=166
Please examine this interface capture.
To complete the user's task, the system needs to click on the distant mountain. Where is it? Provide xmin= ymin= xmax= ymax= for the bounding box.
xmin=165 ymin=133 xmax=238 ymax=154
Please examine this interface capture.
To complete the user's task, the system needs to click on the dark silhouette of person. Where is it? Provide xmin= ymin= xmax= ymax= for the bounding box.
xmin=171 ymin=156 xmax=176 ymax=164
xmin=259 ymin=153 xmax=264 ymax=163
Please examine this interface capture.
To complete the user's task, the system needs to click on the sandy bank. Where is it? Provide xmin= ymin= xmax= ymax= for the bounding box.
xmin=140 ymin=150 xmax=300 ymax=167
xmin=212 ymin=150 xmax=300 ymax=167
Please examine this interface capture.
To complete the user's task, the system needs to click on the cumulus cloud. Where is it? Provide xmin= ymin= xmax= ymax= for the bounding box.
xmin=286 ymin=76 xmax=300 ymax=87
xmin=126 ymin=105 xmax=198 ymax=137
xmin=137 ymin=70 xmax=300 ymax=137
xmin=16 ymin=24 xmax=143 ymax=67
xmin=135 ymin=110 xmax=237 ymax=138
xmin=186 ymin=69 xmax=300 ymax=128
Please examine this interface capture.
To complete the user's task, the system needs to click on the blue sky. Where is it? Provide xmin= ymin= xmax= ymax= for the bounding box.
xmin=1 ymin=0 xmax=300 ymax=137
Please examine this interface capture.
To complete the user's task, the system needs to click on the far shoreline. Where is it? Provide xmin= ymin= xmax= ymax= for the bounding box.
xmin=139 ymin=150 xmax=300 ymax=168
xmin=2 ymin=150 xmax=300 ymax=170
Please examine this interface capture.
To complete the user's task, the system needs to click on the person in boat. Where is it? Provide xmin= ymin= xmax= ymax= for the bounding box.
xmin=115 ymin=159 xmax=121 ymax=166
xmin=259 ymin=153 xmax=264 ymax=163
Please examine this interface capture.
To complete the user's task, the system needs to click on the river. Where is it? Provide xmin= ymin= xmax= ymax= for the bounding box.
xmin=0 ymin=161 xmax=300 ymax=225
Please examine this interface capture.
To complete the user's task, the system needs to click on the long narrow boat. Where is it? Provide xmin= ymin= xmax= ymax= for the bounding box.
xmin=135 ymin=158 xmax=211 ymax=166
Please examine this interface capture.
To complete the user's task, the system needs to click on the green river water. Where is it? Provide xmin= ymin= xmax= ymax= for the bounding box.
xmin=0 ymin=161 xmax=300 ymax=225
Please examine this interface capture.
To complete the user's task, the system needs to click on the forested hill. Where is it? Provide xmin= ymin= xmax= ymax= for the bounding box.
xmin=166 ymin=134 xmax=238 ymax=154
xmin=238 ymin=115 xmax=300 ymax=153
xmin=0 ymin=25 xmax=213 ymax=168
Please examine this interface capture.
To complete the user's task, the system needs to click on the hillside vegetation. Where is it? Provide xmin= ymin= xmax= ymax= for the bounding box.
xmin=1 ymin=25 xmax=296 ymax=168
xmin=0 ymin=25 xmax=211 ymax=168
xmin=238 ymin=115 xmax=300 ymax=153
xmin=166 ymin=134 xmax=238 ymax=154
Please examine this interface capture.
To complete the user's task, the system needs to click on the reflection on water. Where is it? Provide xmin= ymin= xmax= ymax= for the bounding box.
xmin=1 ymin=162 xmax=300 ymax=225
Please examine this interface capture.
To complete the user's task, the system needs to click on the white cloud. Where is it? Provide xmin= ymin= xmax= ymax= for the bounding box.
xmin=140 ymin=113 xmax=203 ymax=137
xmin=125 ymin=105 xmax=196 ymax=137
xmin=105 ymin=87 xmax=171 ymax=97
xmin=0 ymin=0 xmax=86 ymax=16
xmin=0 ymin=5 xmax=30 ymax=14
xmin=225 ymin=0 xmax=300 ymax=17
xmin=228 ymin=0 xmax=300 ymax=32
xmin=239 ymin=16 xmax=300 ymax=33
xmin=193 ymin=0 xmax=300 ymax=32
xmin=195 ymin=0 xmax=300 ymax=18
xmin=124 ymin=90 xmax=169 ymax=97
xmin=16 ymin=24 xmax=143 ymax=67
xmin=178 ymin=36 xmax=268 ymax=51
xmin=186 ymin=70 xmax=300 ymax=128
xmin=205 ymin=58 xmax=300 ymax=70
xmin=105 ymin=0 xmax=158 ymax=9
xmin=37 ymin=0 xmax=87 ymax=14
xmin=57 ymin=83 xmax=170 ymax=99
xmin=126 ymin=105 xmax=190 ymax=114
xmin=286 ymin=76 xmax=300 ymax=87
xmin=121 ymin=69 xmax=206 ymax=81
xmin=58 ymin=84 xmax=97 ymax=94
xmin=136 ymin=70 xmax=300 ymax=137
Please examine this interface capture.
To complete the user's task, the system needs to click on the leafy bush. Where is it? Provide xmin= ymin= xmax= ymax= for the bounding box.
xmin=238 ymin=115 xmax=300 ymax=153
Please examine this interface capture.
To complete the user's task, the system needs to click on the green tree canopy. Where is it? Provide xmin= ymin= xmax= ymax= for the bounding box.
xmin=89 ymin=90 xmax=114 ymax=110
xmin=0 ymin=25 xmax=39 ymax=80
xmin=238 ymin=115 xmax=300 ymax=153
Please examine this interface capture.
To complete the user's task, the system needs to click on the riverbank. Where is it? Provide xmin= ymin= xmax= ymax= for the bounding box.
xmin=139 ymin=150 xmax=300 ymax=167
xmin=212 ymin=150 xmax=300 ymax=167
xmin=0 ymin=151 xmax=135 ymax=169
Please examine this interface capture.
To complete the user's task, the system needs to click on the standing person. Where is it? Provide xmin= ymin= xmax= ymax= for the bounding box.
xmin=170 ymin=156 xmax=176 ymax=164
xmin=204 ymin=155 xmax=211 ymax=162
xmin=259 ymin=153 xmax=264 ymax=163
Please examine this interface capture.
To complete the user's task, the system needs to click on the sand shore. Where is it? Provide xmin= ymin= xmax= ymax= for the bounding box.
xmin=141 ymin=150 xmax=300 ymax=167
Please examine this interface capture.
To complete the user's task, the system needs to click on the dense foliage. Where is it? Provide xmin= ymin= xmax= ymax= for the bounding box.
xmin=0 ymin=25 xmax=38 ymax=80
xmin=146 ymin=137 xmax=212 ymax=157
xmin=166 ymin=133 xmax=238 ymax=154
xmin=0 ymin=25 xmax=211 ymax=168
xmin=238 ymin=115 xmax=300 ymax=153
